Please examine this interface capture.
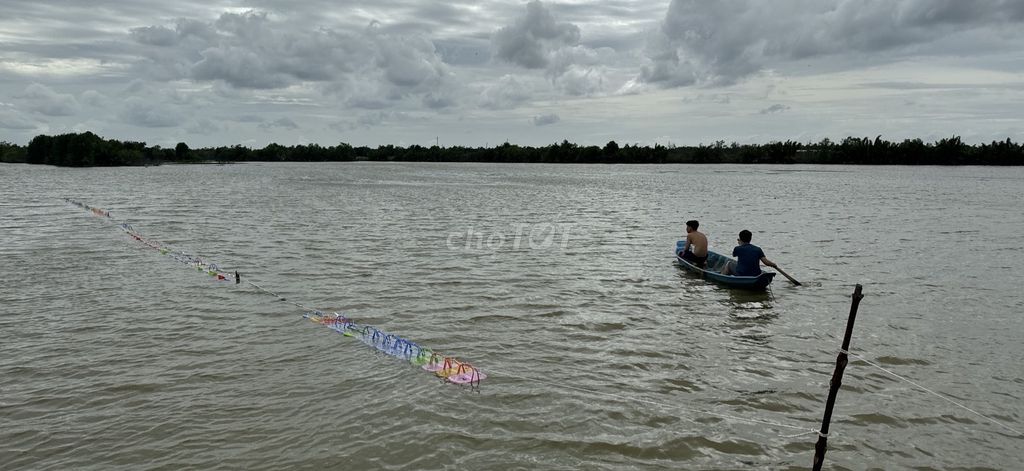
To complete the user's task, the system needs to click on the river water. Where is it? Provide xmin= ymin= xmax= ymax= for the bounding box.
xmin=1 ymin=162 xmax=1021 ymax=470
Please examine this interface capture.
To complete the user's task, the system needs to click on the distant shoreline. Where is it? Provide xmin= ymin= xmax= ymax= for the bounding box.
xmin=2 ymin=132 xmax=1022 ymax=166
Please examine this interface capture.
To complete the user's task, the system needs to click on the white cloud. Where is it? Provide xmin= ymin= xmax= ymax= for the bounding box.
xmin=130 ymin=25 xmax=179 ymax=47
xmin=375 ymin=31 xmax=447 ymax=89
xmin=15 ymin=83 xmax=80 ymax=116
xmin=493 ymin=1 xmax=581 ymax=69
xmin=259 ymin=117 xmax=299 ymax=129
xmin=192 ymin=45 xmax=294 ymax=89
xmin=124 ymin=11 xmax=458 ymax=112
xmin=642 ymin=0 xmax=1024 ymax=87
xmin=479 ymin=75 xmax=532 ymax=109
xmin=331 ymin=111 xmax=395 ymax=130
xmin=186 ymin=117 xmax=227 ymax=135
xmin=80 ymin=90 xmax=105 ymax=107
xmin=0 ymin=0 xmax=1020 ymax=147
xmin=0 ymin=111 xmax=37 ymax=130
xmin=120 ymin=96 xmax=184 ymax=127
xmin=758 ymin=104 xmax=790 ymax=114
xmin=556 ymin=65 xmax=605 ymax=96
xmin=532 ymin=113 xmax=560 ymax=126
xmin=422 ymin=91 xmax=457 ymax=109
xmin=230 ymin=114 xmax=266 ymax=123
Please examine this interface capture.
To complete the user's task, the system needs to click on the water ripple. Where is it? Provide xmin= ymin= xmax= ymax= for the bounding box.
xmin=2 ymin=163 xmax=1022 ymax=469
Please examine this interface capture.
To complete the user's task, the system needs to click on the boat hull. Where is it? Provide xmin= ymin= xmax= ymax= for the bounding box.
xmin=675 ymin=241 xmax=775 ymax=290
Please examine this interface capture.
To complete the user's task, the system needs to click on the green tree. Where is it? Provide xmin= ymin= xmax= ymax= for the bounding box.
xmin=175 ymin=142 xmax=190 ymax=161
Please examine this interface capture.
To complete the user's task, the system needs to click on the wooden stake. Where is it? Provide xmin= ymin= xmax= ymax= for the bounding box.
xmin=812 ymin=284 xmax=864 ymax=471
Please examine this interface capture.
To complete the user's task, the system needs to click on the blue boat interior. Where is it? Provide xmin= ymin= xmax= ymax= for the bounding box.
xmin=702 ymin=251 xmax=733 ymax=274
xmin=675 ymin=240 xmax=775 ymax=289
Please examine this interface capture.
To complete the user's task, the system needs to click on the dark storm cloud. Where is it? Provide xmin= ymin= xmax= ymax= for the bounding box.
xmin=644 ymin=0 xmax=1024 ymax=87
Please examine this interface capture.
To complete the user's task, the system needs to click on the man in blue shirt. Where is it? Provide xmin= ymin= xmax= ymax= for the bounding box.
xmin=722 ymin=229 xmax=778 ymax=276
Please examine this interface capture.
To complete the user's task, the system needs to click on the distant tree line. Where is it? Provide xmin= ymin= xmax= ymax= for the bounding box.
xmin=2 ymin=132 xmax=1022 ymax=166
xmin=1 ymin=140 xmax=27 ymax=163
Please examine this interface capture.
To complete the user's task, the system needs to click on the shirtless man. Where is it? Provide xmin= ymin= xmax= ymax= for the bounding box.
xmin=679 ymin=220 xmax=708 ymax=268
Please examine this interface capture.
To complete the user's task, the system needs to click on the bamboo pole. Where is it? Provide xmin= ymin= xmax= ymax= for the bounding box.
xmin=812 ymin=284 xmax=864 ymax=471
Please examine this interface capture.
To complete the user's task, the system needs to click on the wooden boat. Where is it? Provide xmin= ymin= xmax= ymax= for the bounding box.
xmin=675 ymin=240 xmax=775 ymax=290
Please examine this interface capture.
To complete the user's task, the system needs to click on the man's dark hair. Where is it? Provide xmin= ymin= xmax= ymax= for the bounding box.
xmin=739 ymin=229 xmax=752 ymax=243
xmin=686 ymin=220 xmax=699 ymax=230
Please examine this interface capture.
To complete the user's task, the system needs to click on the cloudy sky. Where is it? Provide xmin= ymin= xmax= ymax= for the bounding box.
xmin=1 ymin=0 xmax=1022 ymax=148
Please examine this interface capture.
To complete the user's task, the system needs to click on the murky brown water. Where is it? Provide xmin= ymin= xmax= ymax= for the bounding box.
xmin=2 ymin=162 xmax=1021 ymax=470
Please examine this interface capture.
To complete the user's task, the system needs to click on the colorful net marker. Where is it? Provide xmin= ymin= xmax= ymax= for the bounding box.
xmin=66 ymin=198 xmax=485 ymax=386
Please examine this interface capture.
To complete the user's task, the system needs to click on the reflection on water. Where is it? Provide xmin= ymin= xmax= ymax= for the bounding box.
xmin=673 ymin=261 xmax=775 ymax=311
xmin=725 ymin=289 xmax=778 ymax=347
xmin=726 ymin=287 xmax=775 ymax=309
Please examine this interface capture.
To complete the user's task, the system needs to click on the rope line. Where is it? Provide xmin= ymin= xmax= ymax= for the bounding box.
xmin=65 ymin=198 xmax=485 ymax=385
xmin=64 ymin=198 xmax=827 ymax=437
xmin=244 ymin=279 xmax=312 ymax=310
xmin=486 ymin=366 xmax=821 ymax=436
xmin=847 ymin=351 xmax=1022 ymax=436
xmin=70 ymin=199 xmax=1021 ymax=440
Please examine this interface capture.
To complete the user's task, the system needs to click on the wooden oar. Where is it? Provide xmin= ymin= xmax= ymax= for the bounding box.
xmin=774 ymin=266 xmax=801 ymax=286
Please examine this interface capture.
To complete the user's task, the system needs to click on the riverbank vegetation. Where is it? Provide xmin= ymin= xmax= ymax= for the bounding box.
xmin=2 ymin=132 xmax=1022 ymax=166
